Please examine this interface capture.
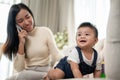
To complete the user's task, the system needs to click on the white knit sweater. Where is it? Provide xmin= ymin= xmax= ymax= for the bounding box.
xmin=14 ymin=27 xmax=63 ymax=72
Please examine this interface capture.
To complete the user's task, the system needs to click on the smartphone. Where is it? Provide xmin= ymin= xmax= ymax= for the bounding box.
xmin=16 ymin=25 xmax=22 ymax=31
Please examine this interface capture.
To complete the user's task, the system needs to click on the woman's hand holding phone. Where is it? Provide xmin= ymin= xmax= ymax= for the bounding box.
xmin=16 ymin=25 xmax=28 ymax=43
xmin=16 ymin=25 xmax=28 ymax=55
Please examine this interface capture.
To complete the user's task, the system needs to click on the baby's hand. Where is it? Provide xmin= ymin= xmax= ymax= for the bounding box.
xmin=43 ymin=74 xmax=50 ymax=80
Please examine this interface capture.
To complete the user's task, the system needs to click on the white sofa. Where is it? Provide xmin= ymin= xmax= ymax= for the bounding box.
xmin=0 ymin=43 xmax=3 ymax=60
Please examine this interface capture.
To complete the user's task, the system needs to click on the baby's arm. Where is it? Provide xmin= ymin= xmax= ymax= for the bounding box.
xmin=69 ymin=61 xmax=83 ymax=78
xmin=93 ymin=70 xmax=101 ymax=78
xmin=93 ymin=52 xmax=102 ymax=78
xmin=94 ymin=70 xmax=101 ymax=78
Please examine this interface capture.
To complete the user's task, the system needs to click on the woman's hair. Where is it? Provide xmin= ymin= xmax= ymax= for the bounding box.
xmin=77 ymin=22 xmax=98 ymax=38
xmin=2 ymin=3 xmax=35 ymax=60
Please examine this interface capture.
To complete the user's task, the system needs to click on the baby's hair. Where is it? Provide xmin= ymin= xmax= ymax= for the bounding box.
xmin=77 ymin=22 xmax=98 ymax=38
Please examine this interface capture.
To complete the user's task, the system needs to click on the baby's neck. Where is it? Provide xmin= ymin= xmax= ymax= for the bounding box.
xmin=81 ymin=48 xmax=93 ymax=60
xmin=81 ymin=48 xmax=93 ymax=54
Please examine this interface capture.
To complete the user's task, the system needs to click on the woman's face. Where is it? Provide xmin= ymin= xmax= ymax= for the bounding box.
xmin=16 ymin=9 xmax=34 ymax=32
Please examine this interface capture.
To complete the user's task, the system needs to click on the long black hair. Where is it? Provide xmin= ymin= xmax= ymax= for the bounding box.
xmin=2 ymin=3 xmax=35 ymax=60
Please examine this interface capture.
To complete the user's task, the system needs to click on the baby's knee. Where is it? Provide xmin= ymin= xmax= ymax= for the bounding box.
xmin=47 ymin=70 xmax=56 ymax=80
xmin=47 ymin=69 xmax=64 ymax=80
xmin=48 ymin=70 xmax=58 ymax=80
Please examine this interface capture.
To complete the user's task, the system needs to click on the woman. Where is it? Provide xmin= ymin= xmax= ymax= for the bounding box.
xmin=2 ymin=3 xmax=63 ymax=80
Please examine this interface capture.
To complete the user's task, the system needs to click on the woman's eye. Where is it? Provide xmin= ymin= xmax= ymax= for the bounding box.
xmin=26 ymin=13 xmax=31 ymax=19
xmin=26 ymin=15 xmax=30 ymax=19
xmin=17 ymin=19 xmax=23 ymax=23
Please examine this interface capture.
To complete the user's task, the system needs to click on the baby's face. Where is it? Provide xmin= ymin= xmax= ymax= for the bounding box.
xmin=76 ymin=27 xmax=98 ymax=49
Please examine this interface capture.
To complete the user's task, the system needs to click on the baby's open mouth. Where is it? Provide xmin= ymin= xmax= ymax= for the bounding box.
xmin=80 ymin=40 xmax=86 ymax=42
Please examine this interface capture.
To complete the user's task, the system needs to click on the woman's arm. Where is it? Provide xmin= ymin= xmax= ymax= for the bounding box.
xmin=14 ymin=30 xmax=28 ymax=72
xmin=47 ymin=27 xmax=64 ymax=66
xmin=69 ymin=61 xmax=83 ymax=78
xmin=13 ymin=53 xmax=26 ymax=72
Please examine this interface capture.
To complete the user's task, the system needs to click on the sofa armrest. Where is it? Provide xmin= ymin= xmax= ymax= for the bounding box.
xmin=0 ymin=43 xmax=3 ymax=60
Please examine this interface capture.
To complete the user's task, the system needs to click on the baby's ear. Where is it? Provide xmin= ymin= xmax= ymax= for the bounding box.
xmin=95 ymin=38 xmax=98 ymax=43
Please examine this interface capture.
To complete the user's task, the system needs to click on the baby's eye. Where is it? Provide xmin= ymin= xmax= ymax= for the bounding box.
xmin=78 ymin=34 xmax=81 ymax=36
xmin=85 ymin=34 xmax=90 ymax=36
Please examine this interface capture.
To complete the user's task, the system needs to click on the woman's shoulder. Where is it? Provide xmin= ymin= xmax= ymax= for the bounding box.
xmin=36 ymin=26 xmax=51 ymax=31
xmin=36 ymin=26 xmax=52 ymax=33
